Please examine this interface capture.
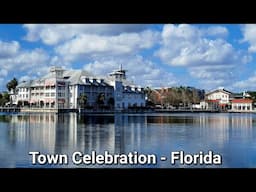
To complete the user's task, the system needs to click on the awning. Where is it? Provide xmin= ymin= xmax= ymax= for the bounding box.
xmin=58 ymin=99 xmax=65 ymax=103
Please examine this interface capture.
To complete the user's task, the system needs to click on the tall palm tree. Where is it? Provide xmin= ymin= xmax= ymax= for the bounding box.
xmin=97 ymin=93 xmax=105 ymax=106
xmin=78 ymin=93 xmax=87 ymax=108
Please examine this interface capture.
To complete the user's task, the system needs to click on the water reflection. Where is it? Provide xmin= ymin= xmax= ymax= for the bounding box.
xmin=0 ymin=112 xmax=256 ymax=167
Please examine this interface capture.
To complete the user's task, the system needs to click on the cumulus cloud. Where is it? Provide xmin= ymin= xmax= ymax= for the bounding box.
xmin=0 ymin=48 xmax=49 ymax=75
xmin=23 ymin=24 xmax=150 ymax=45
xmin=155 ymin=24 xmax=251 ymax=89
xmin=0 ymin=41 xmax=20 ymax=58
xmin=204 ymin=26 xmax=228 ymax=37
xmin=233 ymin=71 xmax=256 ymax=90
xmin=0 ymin=40 xmax=51 ymax=90
xmin=156 ymin=24 xmax=248 ymax=66
xmin=241 ymin=24 xmax=256 ymax=52
xmin=0 ymin=69 xmax=8 ymax=77
xmin=84 ymin=55 xmax=177 ymax=88
xmin=55 ymin=30 xmax=160 ymax=62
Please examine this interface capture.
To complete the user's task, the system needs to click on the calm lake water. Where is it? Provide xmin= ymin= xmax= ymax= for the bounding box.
xmin=0 ymin=112 xmax=256 ymax=168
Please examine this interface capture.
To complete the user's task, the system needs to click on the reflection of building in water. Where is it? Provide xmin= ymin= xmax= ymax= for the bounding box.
xmin=115 ymin=115 xmax=147 ymax=154
xmin=75 ymin=115 xmax=116 ymax=154
xmin=199 ymin=114 xmax=253 ymax=146
xmin=9 ymin=114 xmax=57 ymax=153
xmin=199 ymin=114 xmax=229 ymax=146
xmin=230 ymin=114 xmax=253 ymax=139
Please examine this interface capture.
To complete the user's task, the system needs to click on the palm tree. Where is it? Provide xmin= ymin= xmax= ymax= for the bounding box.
xmin=7 ymin=78 xmax=18 ymax=92
xmin=78 ymin=93 xmax=87 ymax=108
xmin=97 ymin=93 xmax=105 ymax=106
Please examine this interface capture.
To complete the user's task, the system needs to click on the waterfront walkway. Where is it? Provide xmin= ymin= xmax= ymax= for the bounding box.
xmin=1 ymin=107 xmax=255 ymax=113
xmin=0 ymin=107 xmax=20 ymax=112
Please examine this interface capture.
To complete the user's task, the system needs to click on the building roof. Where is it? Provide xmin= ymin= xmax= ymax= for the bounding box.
xmin=63 ymin=70 xmax=94 ymax=85
xmin=206 ymin=88 xmax=232 ymax=96
xmin=231 ymin=99 xmax=253 ymax=103
xmin=230 ymin=93 xmax=243 ymax=99
xmin=17 ymin=80 xmax=31 ymax=88
xmin=16 ymin=67 xmax=141 ymax=89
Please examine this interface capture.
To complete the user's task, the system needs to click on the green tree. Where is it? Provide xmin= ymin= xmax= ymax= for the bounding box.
xmin=6 ymin=78 xmax=18 ymax=92
xmin=0 ymin=92 xmax=10 ymax=106
xmin=97 ymin=93 xmax=105 ymax=105
xmin=78 ymin=93 xmax=87 ymax=108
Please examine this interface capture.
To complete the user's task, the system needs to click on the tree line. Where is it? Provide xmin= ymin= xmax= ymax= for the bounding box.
xmin=145 ymin=86 xmax=205 ymax=108
xmin=0 ymin=78 xmax=18 ymax=106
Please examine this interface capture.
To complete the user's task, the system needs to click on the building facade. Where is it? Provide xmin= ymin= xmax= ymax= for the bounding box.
xmin=16 ymin=66 xmax=145 ymax=110
xmin=106 ymin=67 xmax=145 ymax=110
xmin=204 ymin=88 xmax=232 ymax=110
xmin=203 ymin=87 xmax=254 ymax=112
xmin=231 ymin=99 xmax=253 ymax=112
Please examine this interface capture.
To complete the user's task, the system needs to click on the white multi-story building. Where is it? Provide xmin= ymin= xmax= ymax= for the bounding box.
xmin=203 ymin=87 xmax=254 ymax=112
xmin=106 ymin=67 xmax=145 ymax=110
xmin=17 ymin=67 xmax=69 ymax=109
xmin=204 ymin=88 xmax=232 ymax=110
xmin=16 ymin=66 xmax=145 ymax=110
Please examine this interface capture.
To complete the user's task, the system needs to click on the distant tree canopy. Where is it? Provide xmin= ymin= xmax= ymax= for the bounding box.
xmin=0 ymin=92 xmax=10 ymax=106
xmin=146 ymin=86 xmax=205 ymax=107
xmin=6 ymin=78 xmax=18 ymax=92
xmin=247 ymin=91 xmax=256 ymax=102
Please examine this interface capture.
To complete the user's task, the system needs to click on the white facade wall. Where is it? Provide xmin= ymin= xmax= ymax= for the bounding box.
xmin=122 ymin=92 xmax=145 ymax=108
xmin=207 ymin=91 xmax=229 ymax=104
xmin=17 ymin=87 xmax=30 ymax=102
xmin=114 ymin=81 xmax=123 ymax=110
xmin=17 ymin=79 xmax=69 ymax=109
xmin=231 ymin=103 xmax=252 ymax=111
xmin=200 ymin=101 xmax=208 ymax=109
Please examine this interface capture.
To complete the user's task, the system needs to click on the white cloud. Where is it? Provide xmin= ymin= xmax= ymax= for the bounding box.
xmin=19 ymin=75 xmax=36 ymax=83
xmin=155 ymin=24 xmax=251 ymax=89
xmin=0 ymin=41 xmax=20 ymax=58
xmin=233 ymin=71 xmax=256 ymax=90
xmin=156 ymin=24 xmax=248 ymax=66
xmin=241 ymin=24 xmax=256 ymax=52
xmin=0 ymin=69 xmax=8 ymax=77
xmin=204 ymin=26 xmax=228 ymax=37
xmin=0 ymin=48 xmax=49 ymax=75
xmin=23 ymin=24 xmax=150 ymax=45
xmin=55 ymin=30 xmax=159 ymax=62
xmin=0 ymin=41 xmax=51 ymax=90
xmin=84 ymin=55 xmax=177 ymax=88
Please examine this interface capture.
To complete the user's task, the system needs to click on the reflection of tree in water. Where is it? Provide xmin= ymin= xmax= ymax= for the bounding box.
xmin=0 ymin=115 xmax=12 ymax=123
xmin=78 ymin=115 xmax=114 ymax=124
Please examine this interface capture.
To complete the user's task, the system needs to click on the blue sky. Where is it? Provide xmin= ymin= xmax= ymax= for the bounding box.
xmin=0 ymin=24 xmax=256 ymax=92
